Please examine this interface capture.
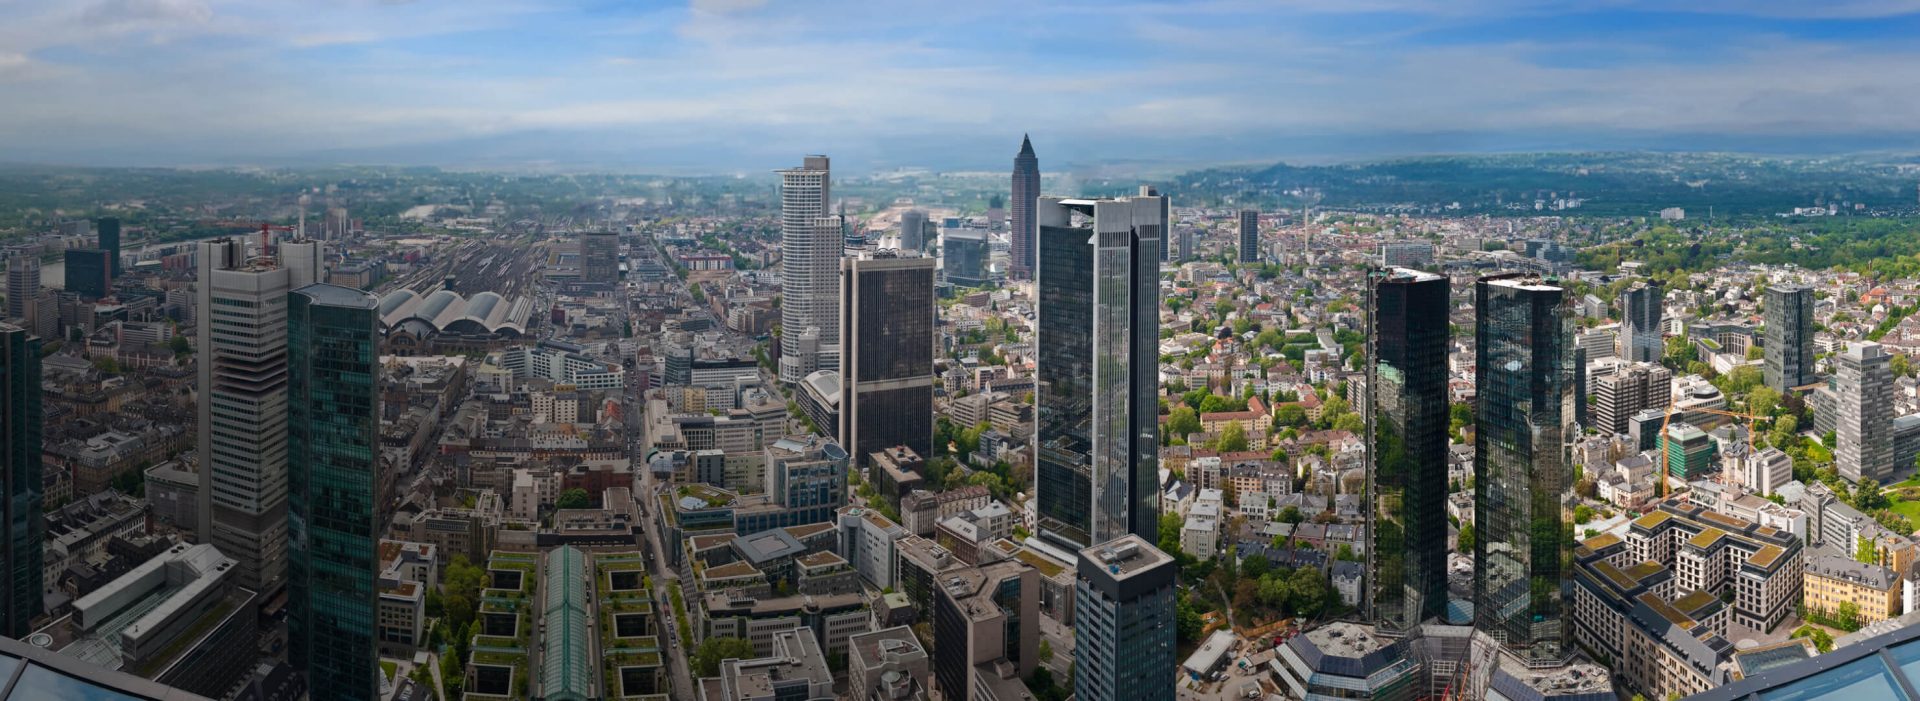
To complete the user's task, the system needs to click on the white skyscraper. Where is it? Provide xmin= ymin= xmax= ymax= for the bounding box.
xmin=5 ymin=247 xmax=39 ymax=321
xmin=195 ymin=237 xmax=319 ymax=595
xmin=778 ymin=155 xmax=842 ymax=384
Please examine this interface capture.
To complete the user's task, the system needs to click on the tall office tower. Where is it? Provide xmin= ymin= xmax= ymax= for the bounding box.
xmin=1034 ymin=196 xmax=1161 ymax=551
xmin=96 ymin=216 xmax=121 ymax=276
xmin=898 ymin=209 xmax=928 ymax=252
xmin=1618 ymin=281 xmax=1663 ymax=363
xmin=287 ymin=284 xmax=381 ymax=701
xmin=1474 ymin=274 xmax=1576 ymax=661
xmin=1836 ymin=341 xmax=1895 ymax=484
xmin=1140 ymin=185 xmax=1171 ymax=263
xmin=1010 ymin=135 xmax=1039 ymax=279
xmin=839 ymin=252 xmax=935 ymax=465
xmin=1365 ymin=269 xmax=1450 ymax=631
xmin=1592 ymin=363 xmax=1673 ymax=436
xmin=5 ymin=249 xmax=38 ymax=320
xmin=1237 ymin=209 xmax=1260 ymax=264
xmin=581 ymin=231 xmax=620 ymax=287
xmin=1176 ymin=228 xmax=1194 ymax=263
xmin=1764 ymin=284 xmax=1816 ymax=393
xmin=1072 ymin=536 xmax=1176 ymax=701
xmin=778 ymin=155 xmax=842 ymax=384
xmin=64 ymin=248 xmax=112 ymax=299
xmin=0 ymin=325 xmax=41 ymax=638
xmin=196 ymin=237 xmax=316 ymax=595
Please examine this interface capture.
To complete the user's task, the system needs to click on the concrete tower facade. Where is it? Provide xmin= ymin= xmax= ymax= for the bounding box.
xmin=778 ymin=155 xmax=841 ymax=384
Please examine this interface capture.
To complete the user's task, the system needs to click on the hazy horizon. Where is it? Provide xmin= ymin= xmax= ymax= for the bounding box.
xmin=10 ymin=1 xmax=1920 ymax=172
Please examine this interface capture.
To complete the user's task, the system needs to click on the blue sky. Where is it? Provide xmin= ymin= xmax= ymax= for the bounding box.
xmin=6 ymin=0 xmax=1920 ymax=171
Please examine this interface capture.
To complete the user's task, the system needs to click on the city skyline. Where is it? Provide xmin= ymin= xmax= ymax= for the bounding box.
xmin=11 ymin=2 xmax=1920 ymax=170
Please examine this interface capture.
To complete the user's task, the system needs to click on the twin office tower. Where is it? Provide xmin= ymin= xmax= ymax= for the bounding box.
xmin=1371 ymin=269 xmax=1579 ymax=660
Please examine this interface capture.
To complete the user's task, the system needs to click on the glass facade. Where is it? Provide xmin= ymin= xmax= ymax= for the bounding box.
xmin=1764 ymin=284 xmax=1816 ymax=394
xmin=0 ymin=326 xmax=39 ymax=639
xmin=287 ymin=284 xmax=381 ymax=701
xmin=96 ymin=217 xmax=120 ymax=276
xmin=839 ymin=256 xmax=935 ymax=463
xmin=1036 ymin=221 xmax=1096 ymax=547
xmin=1367 ymin=270 xmax=1449 ymax=632
xmin=1035 ymin=196 xmax=1160 ymax=550
xmin=942 ymin=232 xmax=990 ymax=287
xmin=1473 ymin=275 xmax=1575 ymax=661
xmin=64 ymin=248 xmax=112 ymax=299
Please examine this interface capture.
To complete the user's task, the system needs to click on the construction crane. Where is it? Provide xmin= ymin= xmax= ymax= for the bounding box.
xmin=1654 ymin=403 xmax=1775 ymax=499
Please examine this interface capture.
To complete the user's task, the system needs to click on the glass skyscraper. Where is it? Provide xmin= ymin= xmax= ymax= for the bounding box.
xmin=1764 ymin=283 xmax=1815 ymax=393
xmin=839 ymin=252 xmax=935 ymax=464
xmin=1619 ymin=281 xmax=1663 ymax=363
xmin=1035 ymin=196 xmax=1161 ymax=551
xmin=96 ymin=216 xmax=120 ymax=276
xmin=1010 ymin=135 xmax=1038 ymax=279
xmin=287 ymin=283 xmax=381 ymax=701
xmin=0 ymin=325 xmax=39 ymax=639
xmin=1366 ymin=268 xmax=1450 ymax=632
xmin=1474 ymin=274 xmax=1576 ymax=661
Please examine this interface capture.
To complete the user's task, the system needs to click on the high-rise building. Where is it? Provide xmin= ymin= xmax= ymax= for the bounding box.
xmin=6 ymin=248 xmax=38 ymax=321
xmin=64 ymin=248 xmax=111 ymax=299
xmin=1837 ymin=341 xmax=1895 ymax=484
xmin=1072 ymin=536 xmax=1175 ymax=701
xmin=839 ymin=252 xmax=935 ymax=466
xmin=0 ymin=324 xmax=41 ymax=638
xmin=898 ymin=209 xmax=928 ymax=253
xmin=1010 ymin=135 xmax=1039 ymax=279
xmin=1140 ymin=185 xmax=1170 ymax=263
xmin=778 ymin=155 xmax=841 ymax=384
xmin=1764 ymin=284 xmax=1816 ymax=393
xmin=287 ymin=284 xmax=381 ymax=701
xmin=581 ymin=231 xmax=620 ymax=287
xmin=1365 ymin=268 xmax=1450 ymax=632
xmin=940 ymin=229 xmax=990 ymax=287
xmin=196 ymin=237 xmax=318 ymax=595
xmin=96 ymin=217 xmax=121 ymax=276
xmin=1176 ymin=227 xmax=1193 ymax=263
xmin=931 ymin=559 xmax=1038 ymax=700
xmin=1034 ymin=196 xmax=1161 ymax=551
xmin=1618 ymin=282 xmax=1663 ymax=363
xmin=1237 ymin=209 xmax=1259 ymax=264
xmin=1474 ymin=274 xmax=1576 ymax=661
xmin=1592 ymin=363 xmax=1672 ymax=436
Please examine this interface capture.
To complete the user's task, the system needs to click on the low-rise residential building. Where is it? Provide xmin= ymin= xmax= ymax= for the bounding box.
xmin=1803 ymin=553 xmax=1900 ymax=626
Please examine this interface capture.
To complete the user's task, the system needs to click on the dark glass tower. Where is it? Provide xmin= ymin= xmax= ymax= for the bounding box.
xmin=1619 ymin=281 xmax=1662 ymax=363
xmin=0 ymin=325 xmax=40 ymax=639
xmin=1010 ymin=135 xmax=1039 ymax=279
xmin=1035 ymin=196 xmax=1160 ymax=550
xmin=839 ymin=252 xmax=936 ymax=464
xmin=1473 ymin=274 xmax=1575 ymax=661
xmin=63 ymin=248 xmax=111 ymax=299
xmin=1237 ymin=209 xmax=1260 ymax=264
xmin=1765 ymin=284 xmax=1815 ymax=393
xmin=287 ymin=284 xmax=381 ymax=701
xmin=1366 ymin=268 xmax=1449 ymax=632
xmin=96 ymin=217 xmax=121 ymax=276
